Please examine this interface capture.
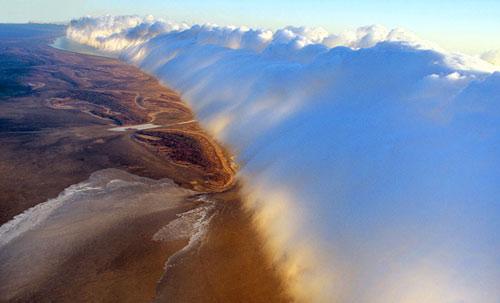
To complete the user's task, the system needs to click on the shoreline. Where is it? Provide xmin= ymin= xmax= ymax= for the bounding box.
xmin=0 ymin=24 xmax=291 ymax=302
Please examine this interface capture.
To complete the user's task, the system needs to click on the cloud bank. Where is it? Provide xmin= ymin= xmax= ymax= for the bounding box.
xmin=67 ymin=16 xmax=500 ymax=303
xmin=482 ymin=49 xmax=500 ymax=66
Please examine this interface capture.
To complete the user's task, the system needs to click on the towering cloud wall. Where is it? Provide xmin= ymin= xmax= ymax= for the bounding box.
xmin=67 ymin=16 xmax=500 ymax=303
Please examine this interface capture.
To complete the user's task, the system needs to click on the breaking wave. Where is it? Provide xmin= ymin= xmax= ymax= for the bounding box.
xmin=66 ymin=16 xmax=500 ymax=303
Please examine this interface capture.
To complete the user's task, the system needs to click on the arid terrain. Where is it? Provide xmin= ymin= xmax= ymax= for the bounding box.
xmin=0 ymin=24 xmax=290 ymax=302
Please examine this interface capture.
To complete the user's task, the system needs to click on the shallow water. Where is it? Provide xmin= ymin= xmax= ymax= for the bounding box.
xmin=51 ymin=37 xmax=118 ymax=58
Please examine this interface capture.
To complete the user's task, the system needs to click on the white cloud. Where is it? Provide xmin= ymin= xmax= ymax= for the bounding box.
xmin=65 ymin=16 xmax=500 ymax=303
xmin=481 ymin=49 xmax=500 ymax=66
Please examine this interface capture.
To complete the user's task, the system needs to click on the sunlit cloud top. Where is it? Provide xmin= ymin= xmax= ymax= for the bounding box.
xmin=64 ymin=14 xmax=500 ymax=303
xmin=2 ymin=0 xmax=500 ymax=55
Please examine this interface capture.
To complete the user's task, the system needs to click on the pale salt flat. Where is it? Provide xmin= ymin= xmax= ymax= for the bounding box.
xmin=0 ymin=169 xmax=197 ymax=300
xmin=109 ymin=123 xmax=160 ymax=132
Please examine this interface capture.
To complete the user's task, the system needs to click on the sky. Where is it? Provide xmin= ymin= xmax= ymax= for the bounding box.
xmin=1 ymin=0 xmax=499 ymax=55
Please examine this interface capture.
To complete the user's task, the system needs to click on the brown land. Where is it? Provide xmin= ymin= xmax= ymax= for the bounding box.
xmin=0 ymin=24 xmax=234 ymax=224
xmin=0 ymin=24 xmax=290 ymax=302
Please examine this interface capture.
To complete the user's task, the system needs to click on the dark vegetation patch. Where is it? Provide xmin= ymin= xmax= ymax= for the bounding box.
xmin=0 ymin=53 xmax=35 ymax=98
xmin=0 ymin=24 xmax=63 ymax=98
xmin=0 ymin=117 xmax=40 ymax=132
xmin=135 ymin=131 xmax=210 ymax=168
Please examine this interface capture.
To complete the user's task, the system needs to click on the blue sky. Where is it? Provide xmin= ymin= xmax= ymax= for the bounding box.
xmin=2 ymin=0 xmax=499 ymax=54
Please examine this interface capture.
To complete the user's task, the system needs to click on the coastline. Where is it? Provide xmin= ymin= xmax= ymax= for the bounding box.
xmin=0 ymin=25 xmax=291 ymax=302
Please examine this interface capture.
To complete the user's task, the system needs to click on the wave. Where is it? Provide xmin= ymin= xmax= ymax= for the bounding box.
xmin=66 ymin=16 xmax=500 ymax=303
